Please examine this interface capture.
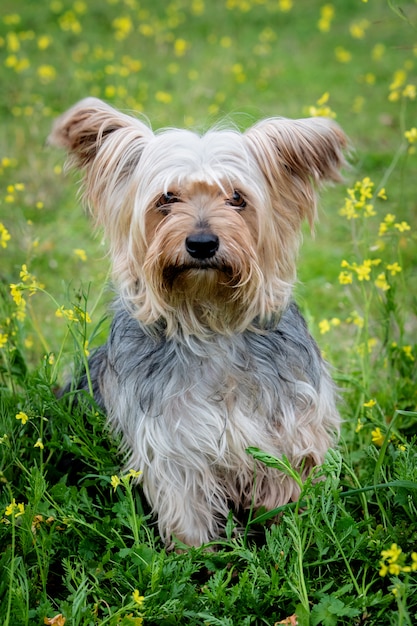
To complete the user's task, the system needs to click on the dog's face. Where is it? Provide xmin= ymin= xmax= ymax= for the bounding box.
xmin=50 ymin=98 xmax=347 ymax=337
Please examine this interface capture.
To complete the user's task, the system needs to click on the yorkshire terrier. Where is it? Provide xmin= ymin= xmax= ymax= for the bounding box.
xmin=50 ymin=98 xmax=347 ymax=547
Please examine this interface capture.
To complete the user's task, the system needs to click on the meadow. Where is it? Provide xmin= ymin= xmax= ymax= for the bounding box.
xmin=1 ymin=0 xmax=417 ymax=624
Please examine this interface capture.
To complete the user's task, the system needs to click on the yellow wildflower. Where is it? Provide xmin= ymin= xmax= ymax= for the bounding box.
xmin=5 ymin=498 xmax=25 ymax=517
xmin=317 ymin=4 xmax=334 ymax=33
xmin=319 ymin=319 xmax=331 ymax=335
xmin=394 ymin=221 xmax=410 ymax=233
xmin=112 ymin=15 xmax=133 ymax=40
xmin=0 ymin=223 xmax=11 ymax=248
xmin=404 ymin=127 xmax=417 ymax=143
xmin=308 ymin=92 xmax=337 ymax=118
xmin=16 ymin=411 xmax=29 ymax=425
xmin=174 ymin=38 xmax=189 ymax=57
xmin=349 ymin=19 xmax=369 ymax=39
xmin=34 ymin=439 xmax=44 ymax=450
xmin=374 ymin=273 xmax=390 ymax=291
xmin=0 ymin=332 xmax=8 ymax=349
xmin=346 ymin=311 xmax=364 ymax=328
xmin=372 ymin=43 xmax=385 ymax=60
xmin=37 ymin=34 xmax=53 ymax=50
xmin=132 ymin=590 xmax=145 ymax=608
xmin=363 ymin=399 xmax=376 ymax=408
xmin=371 ymin=427 xmax=384 ymax=447
xmin=155 ymin=91 xmax=173 ymax=104
xmin=338 ymin=271 xmax=353 ymax=285
xmin=386 ymin=262 xmax=402 ymax=276
xmin=335 ymin=47 xmax=352 ymax=63
xmin=354 ymin=261 xmax=372 ymax=281
xmin=55 ymin=306 xmax=79 ymax=322
xmin=127 ymin=469 xmax=142 ymax=479
xmin=110 ymin=475 xmax=121 ymax=491
xmin=402 ymin=84 xmax=416 ymax=99
xmin=402 ymin=345 xmax=415 ymax=361
xmin=10 ymin=284 xmax=24 ymax=307
xmin=37 ymin=65 xmax=57 ymax=84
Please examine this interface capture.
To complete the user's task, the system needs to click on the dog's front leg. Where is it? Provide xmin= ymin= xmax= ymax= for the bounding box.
xmin=143 ymin=464 xmax=226 ymax=547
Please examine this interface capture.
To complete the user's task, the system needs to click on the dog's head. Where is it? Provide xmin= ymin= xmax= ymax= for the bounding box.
xmin=50 ymin=98 xmax=347 ymax=337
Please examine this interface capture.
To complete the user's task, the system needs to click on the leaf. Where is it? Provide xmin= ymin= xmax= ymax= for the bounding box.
xmin=311 ymin=596 xmax=361 ymax=626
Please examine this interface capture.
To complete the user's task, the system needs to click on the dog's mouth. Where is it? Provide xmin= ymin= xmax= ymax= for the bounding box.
xmin=162 ymin=262 xmax=235 ymax=288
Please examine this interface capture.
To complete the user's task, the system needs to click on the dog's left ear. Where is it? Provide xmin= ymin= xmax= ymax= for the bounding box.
xmin=245 ymin=117 xmax=348 ymax=224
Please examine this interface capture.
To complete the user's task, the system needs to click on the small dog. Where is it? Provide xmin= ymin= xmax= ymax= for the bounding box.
xmin=50 ymin=98 xmax=346 ymax=547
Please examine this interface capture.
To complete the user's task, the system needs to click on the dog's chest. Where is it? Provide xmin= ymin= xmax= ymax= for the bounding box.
xmin=105 ymin=326 xmax=285 ymax=455
xmin=103 ymin=305 xmax=321 ymax=464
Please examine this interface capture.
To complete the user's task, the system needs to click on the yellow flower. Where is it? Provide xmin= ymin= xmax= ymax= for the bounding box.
xmin=10 ymin=284 xmax=24 ymax=307
xmin=377 ymin=188 xmax=387 ymax=200
xmin=404 ymin=127 xmax=417 ymax=143
xmin=386 ymin=262 xmax=402 ymax=276
xmin=55 ymin=306 xmax=79 ymax=322
xmin=278 ymin=0 xmax=292 ymax=11
xmin=349 ymin=19 xmax=369 ymax=39
xmin=127 ymin=469 xmax=142 ymax=479
xmin=363 ymin=399 xmax=376 ymax=408
xmin=372 ymin=43 xmax=385 ymax=60
xmin=37 ymin=65 xmax=57 ymax=84
xmin=155 ymin=91 xmax=173 ymax=104
xmin=112 ymin=15 xmax=133 ymax=40
xmin=308 ymin=92 xmax=336 ymax=118
xmin=5 ymin=499 xmax=17 ymax=516
xmin=335 ymin=46 xmax=351 ymax=63
xmin=402 ymin=84 xmax=416 ymax=99
xmin=374 ymin=273 xmax=390 ymax=291
xmin=5 ymin=499 xmax=25 ymax=517
xmin=132 ymin=590 xmax=145 ymax=608
xmin=371 ymin=427 xmax=384 ymax=447
xmin=402 ymin=345 xmax=415 ymax=361
xmin=16 ymin=411 xmax=29 ymax=425
xmin=0 ymin=332 xmax=8 ymax=349
xmin=0 ymin=223 xmax=11 ymax=248
xmin=34 ymin=438 xmax=44 ymax=450
xmin=37 ymin=34 xmax=53 ymax=50
xmin=319 ymin=319 xmax=331 ymax=335
xmin=354 ymin=261 xmax=372 ymax=281
xmin=346 ymin=311 xmax=364 ymax=328
xmin=394 ymin=221 xmax=410 ymax=232
xmin=338 ymin=270 xmax=353 ymax=285
xmin=110 ymin=475 xmax=121 ymax=491
xmin=317 ymin=4 xmax=334 ymax=33
xmin=174 ymin=38 xmax=189 ymax=57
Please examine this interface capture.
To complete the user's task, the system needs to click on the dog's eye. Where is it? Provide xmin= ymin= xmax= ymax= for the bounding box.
xmin=156 ymin=192 xmax=180 ymax=214
xmin=226 ymin=190 xmax=247 ymax=209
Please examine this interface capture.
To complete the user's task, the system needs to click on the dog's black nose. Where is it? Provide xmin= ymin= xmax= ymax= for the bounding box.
xmin=185 ymin=233 xmax=220 ymax=260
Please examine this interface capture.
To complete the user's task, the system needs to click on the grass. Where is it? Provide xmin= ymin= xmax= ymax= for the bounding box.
xmin=1 ymin=0 xmax=417 ymax=624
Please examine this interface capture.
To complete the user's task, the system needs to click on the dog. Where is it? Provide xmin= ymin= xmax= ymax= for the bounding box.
xmin=49 ymin=98 xmax=347 ymax=547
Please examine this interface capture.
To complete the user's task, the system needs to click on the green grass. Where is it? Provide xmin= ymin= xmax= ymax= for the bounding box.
xmin=1 ymin=0 xmax=417 ymax=624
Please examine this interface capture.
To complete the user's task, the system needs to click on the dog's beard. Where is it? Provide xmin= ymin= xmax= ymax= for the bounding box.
xmin=143 ymin=256 xmax=266 ymax=337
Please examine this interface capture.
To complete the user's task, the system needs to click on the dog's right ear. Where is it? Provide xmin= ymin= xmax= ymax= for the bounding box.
xmin=48 ymin=97 xmax=153 ymax=169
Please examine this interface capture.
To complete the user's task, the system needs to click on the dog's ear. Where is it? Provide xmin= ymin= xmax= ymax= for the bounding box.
xmin=245 ymin=117 xmax=348 ymax=225
xmin=48 ymin=97 xmax=153 ymax=169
